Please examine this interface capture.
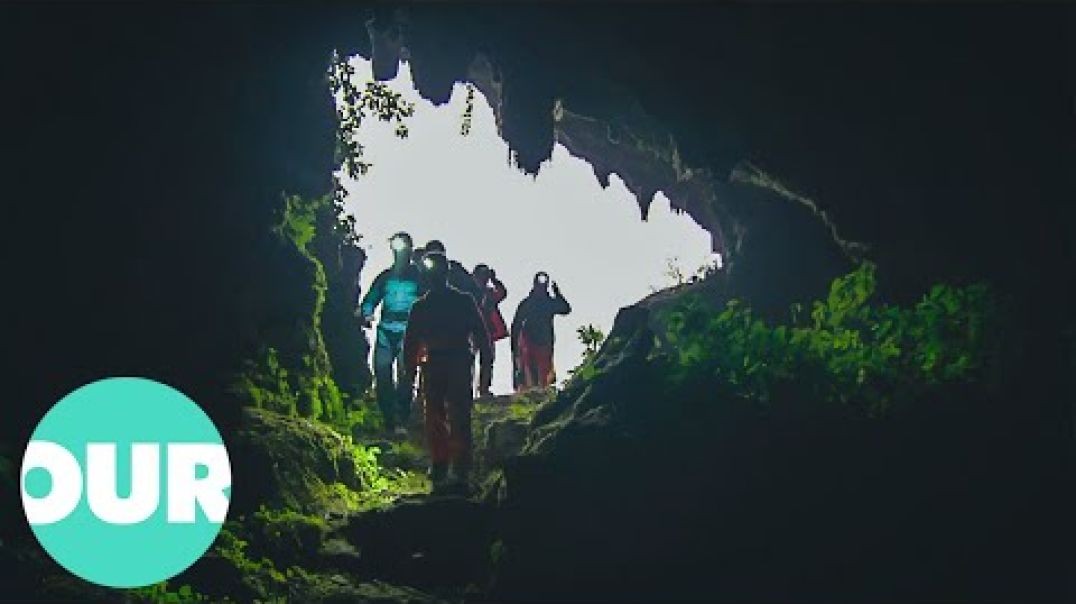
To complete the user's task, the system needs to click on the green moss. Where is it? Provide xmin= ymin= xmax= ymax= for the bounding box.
xmin=339 ymin=468 xmax=432 ymax=512
xmin=233 ymin=347 xmax=300 ymax=416
xmin=390 ymin=440 xmax=426 ymax=463
xmin=489 ymin=539 xmax=506 ymax=566
xmin=212 ymin=524 xmax=288 ymax=598
xmin=244 ymin=506 xmax=329 ymax=568
xmin=472 ymin=392 xmax=548 ymax=433
xmin=232 ymin=192 xmax=372 ymax=432
xmin=126 ymin=582 xmax=211 ymax=603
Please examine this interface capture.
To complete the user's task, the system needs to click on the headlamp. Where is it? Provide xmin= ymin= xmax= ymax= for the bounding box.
xmin=537 ymin=273 xmax=549 ymax=285
xmin=390 ymin=236 xmax=408 ymax=252
xmin=422 ymin=256 xmax=436 ymax=271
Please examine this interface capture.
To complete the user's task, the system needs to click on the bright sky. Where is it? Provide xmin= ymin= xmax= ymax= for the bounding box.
xmin=337 ymin=57 xmax=715 ymax=394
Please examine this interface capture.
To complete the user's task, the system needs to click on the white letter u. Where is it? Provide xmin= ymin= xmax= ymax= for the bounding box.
xmin=86 ymin=443 xmax=160 ymax=525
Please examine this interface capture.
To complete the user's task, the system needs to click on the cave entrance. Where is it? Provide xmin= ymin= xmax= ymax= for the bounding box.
xmin=336 ymin=56 xmax=717 ymax=394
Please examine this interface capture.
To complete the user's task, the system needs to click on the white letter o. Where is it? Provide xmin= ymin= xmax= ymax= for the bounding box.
xmin=22 ymin=440 xmax=83 ymax=525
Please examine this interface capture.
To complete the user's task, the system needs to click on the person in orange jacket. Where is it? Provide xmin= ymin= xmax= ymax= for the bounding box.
xmin=404 ymin=251 xmax=493 ymax=491
xmin=472 ymin=264 xmax=508 ymax=397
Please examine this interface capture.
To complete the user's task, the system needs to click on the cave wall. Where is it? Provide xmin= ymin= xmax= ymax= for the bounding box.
xmin=1 ymin=4 xmax=353 ymax=445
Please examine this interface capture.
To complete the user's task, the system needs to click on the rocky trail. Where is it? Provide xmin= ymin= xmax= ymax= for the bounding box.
xmin=326 ymin=392 xmax=542 ymax=595
xmin=188 ymin=390 xmax=549 ymax=602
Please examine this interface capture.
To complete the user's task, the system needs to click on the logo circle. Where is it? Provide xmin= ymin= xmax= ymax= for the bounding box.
xmin=21 ymin=377 xmax=231 ymax=588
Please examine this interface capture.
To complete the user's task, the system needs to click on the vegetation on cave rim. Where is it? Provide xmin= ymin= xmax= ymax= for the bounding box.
xmin=229 ymin=62 xmax=423 ymax=437
xmin=329 ymin=51 xmax=416 ymax=184
xmin=231 ymin=193 xmax=353 ymax=430
xmin=656 ymin=263 xmax=1002 ymax=414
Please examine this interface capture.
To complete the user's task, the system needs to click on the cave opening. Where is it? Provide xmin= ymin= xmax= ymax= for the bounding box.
xmin=2 ymin=4 xmax=1072 ymax=602
xmin=335 ymin=55 xmax=719 ymax=393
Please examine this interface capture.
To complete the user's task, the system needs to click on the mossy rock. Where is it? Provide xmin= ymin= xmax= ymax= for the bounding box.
xmin=230 ymin=407 xmax=370 ymax=515
xmin=289 ymin=574 xmax=442 ymax=604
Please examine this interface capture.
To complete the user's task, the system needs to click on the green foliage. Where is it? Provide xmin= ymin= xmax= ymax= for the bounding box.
xmin=328 ymin=51 xmax=416 ymax=182
xmin=352 ymin=443 xmax=387 ymax=491
xmin=277 ymin=193 xmax=319 ymax=251
xmin=233 ymin=347 xmax=300 ymax=416
xmin=236 ymin=52 xmax=417 ymax=435
xmin=460 ymin=83 xmax=476 ymax=136
xmin=472 ymin=397 xmax=543 ymax=437
xmin=662 ymin=263 xmax=1001 ymax=413
xmin=309 ymin=448 xmax=429 ymax=514
xmin=305 ymin=470 xmax=430 ymax=515
xmin=660 ymin=256 xmax=719 ymax=289
xmin=569 ymin=323 xmax=607 ymax=381
xmin=244 ymin=506 xmax=328 ymax=568
xmin=126 ymin=582 xmax=209 ymax=603
xmin=234 ymin=192 xmax=377 ymax=432
xmin=505 ymin=401 xmax=541 ymax=424
xmin=389 ymin=439 xmax=426 ymax=464
xmin=577 ymin=324 xmax=606 ymax=357
xmin=214 ymin=524 xmax=288 ymax=592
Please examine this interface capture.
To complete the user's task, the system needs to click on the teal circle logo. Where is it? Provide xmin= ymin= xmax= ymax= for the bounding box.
xmin=20 ymin=377 xmax=231 ymax=588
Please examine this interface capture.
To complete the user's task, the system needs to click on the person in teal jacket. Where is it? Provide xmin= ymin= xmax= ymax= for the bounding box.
xmin=358 ymin=232 xmax=422 ymax=435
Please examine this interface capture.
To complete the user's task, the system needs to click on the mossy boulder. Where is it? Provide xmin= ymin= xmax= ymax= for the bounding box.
xmin=288 ymin=575 xmax=441 ymax=604
xmin=471 ymin=393 xmax=544 ymax=479
xmin=229 ymin=407 xmax=371 ymax=516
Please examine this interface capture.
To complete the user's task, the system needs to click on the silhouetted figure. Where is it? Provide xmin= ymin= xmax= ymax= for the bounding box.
xmin=358 ymin=232 xmax=421 ymax=435
xmin=511 ymin=272 xmax=571 ymax=391
xmin=404 ymin=252 xmax=493 ymax=492
xmin=472 ymin=264 xmax=509 ymax=397
xmin=423 ymin=239 xmax=481 ymax=300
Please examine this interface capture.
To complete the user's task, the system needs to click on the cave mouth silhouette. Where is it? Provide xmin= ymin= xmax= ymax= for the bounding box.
xmin=335 ymin=55 xmax=719 ymax=393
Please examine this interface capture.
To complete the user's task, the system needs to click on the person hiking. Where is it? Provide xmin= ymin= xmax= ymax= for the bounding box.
xmin=423 ymin=239 xmax=481 ymax=301
xmin=404 ymin=251 xmax=493 ymax=492
xmin=357 ymin=232 xmax=422 ymax=436
xmin=472 ymin=264 xmax=508 ymax=397
xmin=511 ymin=272 xmax=571 ymax=391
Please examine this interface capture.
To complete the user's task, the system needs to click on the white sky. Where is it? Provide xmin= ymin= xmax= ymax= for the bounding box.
xmin=337 ymin=58 xmax=715 ymax=394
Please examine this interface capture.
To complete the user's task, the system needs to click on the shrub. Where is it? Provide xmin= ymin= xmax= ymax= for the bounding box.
xmin=662 ymin=263 xmax=1001 ymax=413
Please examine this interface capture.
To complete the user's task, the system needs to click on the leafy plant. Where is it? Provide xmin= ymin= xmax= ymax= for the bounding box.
xmin=568 ymin=324 xmax=607 ymax=381
xmin=577 ymin=324 xmax=606 ymax=358
xmin=214 ymin=524 xmax=287 ymax=591
xmin=460 ymin=83 xmax=476 ymax=136
xmin=659 ymin=256 xmax=720 ymax=290
xmin=661 ymin=263 xmax=1002 ymax=414
xmin=127 ymin=582 xmax=208 ymax=603
xmin=328 ymin=51 xmax=416 ymax=183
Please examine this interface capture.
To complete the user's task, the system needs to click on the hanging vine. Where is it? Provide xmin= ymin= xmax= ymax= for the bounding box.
xmin=327 ymin=51 xmax=417 ymax=242
xmin=460 ymin=83 xmax=476 ymax=136
xmin=328 ymin=51 xmax=415 ymax=181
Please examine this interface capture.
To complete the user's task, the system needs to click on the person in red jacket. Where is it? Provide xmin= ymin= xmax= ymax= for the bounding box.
xmin=404 ymin=251 xmax=493 ymax=491
xmin=472 ymin=264 xmax=508 ymax=397
xmin=511 ymin=272 xmax=571 ymax=391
